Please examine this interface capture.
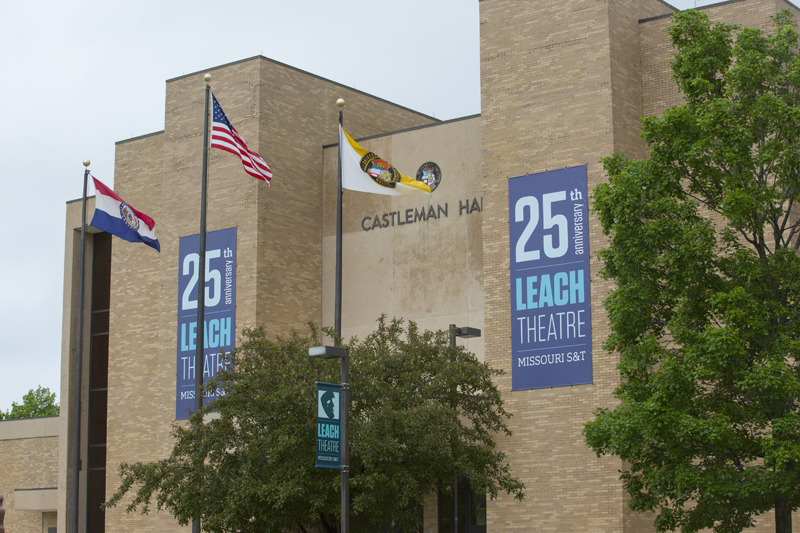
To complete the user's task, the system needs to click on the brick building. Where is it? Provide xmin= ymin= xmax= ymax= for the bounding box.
xmin=2 ymin=0 xmax=799 ymax=531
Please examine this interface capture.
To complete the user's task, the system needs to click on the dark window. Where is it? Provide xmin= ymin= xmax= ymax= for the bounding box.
xmin=86 ymin=469 xmax=106 ymax=532
xmin=89 ymin=334 xmax=108 ymax=390
xmin=439 ymin=479 xmax=487 ymax=533
xmin=86 ymin=232 xmax=111 ymax=533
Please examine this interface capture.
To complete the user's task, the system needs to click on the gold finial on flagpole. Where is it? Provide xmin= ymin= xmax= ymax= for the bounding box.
xmin=337 ymin=98 xmax=345 ymax=108
xmin=204 ymin=73 xmax=212 ymax=83
xmin=83 ymin=159 xmax=90 ymax=167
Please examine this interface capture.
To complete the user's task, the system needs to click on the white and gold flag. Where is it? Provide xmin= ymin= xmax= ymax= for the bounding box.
xmin=339 ymin=126 xmax=431 ymax=195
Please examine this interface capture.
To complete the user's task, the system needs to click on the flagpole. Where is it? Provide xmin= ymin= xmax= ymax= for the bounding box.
xmin=335 ymin=103 xmax=343 ymax=339
xmin=335 ymin=97 xmax=349 ymax=533
xmin=192 ymin=72 xmax=212 ymax=533
xmin=71 ymin=159 xmax=90 ymax=533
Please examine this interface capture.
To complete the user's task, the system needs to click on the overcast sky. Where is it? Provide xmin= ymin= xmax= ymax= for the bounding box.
xmin=0 ymin=0 xmax=732 ymax=412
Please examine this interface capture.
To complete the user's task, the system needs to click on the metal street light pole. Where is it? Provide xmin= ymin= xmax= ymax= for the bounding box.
xmin=309 ymin=98 xmax=349 ymax=533
xmin=334 ymin=98 xmax=349 ymax=533
xmin=448 ymin=325 xmax=481 ymax=533
xmin=309 ymin=345 xmax=349 ymax=532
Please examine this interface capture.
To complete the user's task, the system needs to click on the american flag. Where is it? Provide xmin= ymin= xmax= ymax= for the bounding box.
xmin=210 ymin=93 xmax=272 ymax=184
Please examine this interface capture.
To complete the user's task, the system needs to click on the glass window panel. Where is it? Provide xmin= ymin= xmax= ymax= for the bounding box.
xmin=91 ymin=233 xmax=112 ymax=310
xmin=88 ymin=444 xmax=106 ymax=470
xmin=86 ymin=469 xmax=106 ymax=533
xmin=91 ymin=311 xmax=109 ymax=336
xmin=88 ymin=389 xmax=107 ymax=446
xmin=90 ymin=335 xmax=109 ymax=390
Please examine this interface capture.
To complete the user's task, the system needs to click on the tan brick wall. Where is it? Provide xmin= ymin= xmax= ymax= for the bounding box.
xmin=59 ymin=198 xmax=97 ymax=533
xmin=320 ymin=117 xmax=485 ymax=359
xmin=99 ymin=56 xmax=437 ymax=532
xmin=251 ymin=58 xmax=438 ymax=337
xmin=43 ymin=511 xmax=57 ymax=532
xmin=642 ymin=0 xmax=800 ymax=122
xmin=423 ymin=491 xmax=439 ymax=533
xmin=638 ymin=2 xmax=800 ymax=531
xmin=609 ymin=0 xmax=673 ymax=161
xmin=640 ymin=13 xmax=681 ymax=120
xmin=43 ymin=3 xmax=800 ymax=532
xmin=0 ymin=418 xmax=59 ymax=533
xmin=480 ymin=0 xmax=628 ymax=528
xmin=480 ymin=0 xmax=800 ymax=531
xmin=42 ymin=513 xmax=57 ymax=533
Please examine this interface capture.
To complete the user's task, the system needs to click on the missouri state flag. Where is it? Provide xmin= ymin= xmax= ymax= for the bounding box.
xmin=90 ymin=177 xmax=160 ymax=252
xmin=339 ymin=126 xmax=431 ymax=195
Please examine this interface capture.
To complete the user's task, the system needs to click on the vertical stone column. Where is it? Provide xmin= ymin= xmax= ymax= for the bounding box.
xmin=479 ymin=0 xmax=670 ymax=530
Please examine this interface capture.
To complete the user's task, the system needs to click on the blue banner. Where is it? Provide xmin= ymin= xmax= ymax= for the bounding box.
xmin=316 ymin=382 xmax=341 ymax=469
xmin=176 ymin=227 xmax=237 ymax=419
xmin=509 ymin=166 xmax=591 ymax=390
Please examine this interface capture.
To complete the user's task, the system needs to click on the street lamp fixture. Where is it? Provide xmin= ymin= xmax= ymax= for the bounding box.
xmin=452 ymin=326 xmax=481 ymax=341
xmin=450 ymin=324 xmax=481 ymax=347
xmin=309 ymin=345 xmax=349 ymax=359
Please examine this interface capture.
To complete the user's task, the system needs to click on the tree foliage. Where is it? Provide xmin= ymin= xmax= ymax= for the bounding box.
xmin=0 ymin=386 xmax=59 ymax=420
xmin=106 ymin=318 xmax=524 ymax=533
xmin=583 ymin=10 xmax=800 ymax=533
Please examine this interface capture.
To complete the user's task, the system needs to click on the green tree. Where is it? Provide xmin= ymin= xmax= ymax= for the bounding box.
xmin=106 ymin=318 xmax=524 ymax=533
xmin=0 ymin=386 xmax=59 ymax=420
xmin=584 ymin=10 xmax=800 ymax=533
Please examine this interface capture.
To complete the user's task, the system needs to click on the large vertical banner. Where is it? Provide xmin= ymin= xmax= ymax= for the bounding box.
xmin=509 ymin=166 xmax=591 ymax=391
xmin=176 ymin=227 xmax=237 ymax=419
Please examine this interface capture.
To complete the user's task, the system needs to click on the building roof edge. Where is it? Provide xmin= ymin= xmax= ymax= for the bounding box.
xmin=167 ymin=55 xmax=440 ymax=123
xmin=322 ymin=113 xmax=481 ymax=149
xmin=115 ymin=130 xmax=164 ymax=146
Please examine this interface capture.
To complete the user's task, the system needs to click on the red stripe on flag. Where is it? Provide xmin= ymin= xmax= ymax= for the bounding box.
xmin=210 ymin=98 xmax=272 ymax=184
xmin=92 ymin=177 xmax=156 ymax=229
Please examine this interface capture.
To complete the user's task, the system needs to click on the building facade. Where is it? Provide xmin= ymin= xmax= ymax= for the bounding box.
xmin=2 ymin=0 xmax=799 ymax=532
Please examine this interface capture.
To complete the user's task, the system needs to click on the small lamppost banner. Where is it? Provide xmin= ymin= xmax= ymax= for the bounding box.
xmin=316 ymin=382 xmax=342 ymax=469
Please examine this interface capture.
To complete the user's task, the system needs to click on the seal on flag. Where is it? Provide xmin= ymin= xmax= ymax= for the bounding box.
xmin=360 ymin=152 xmax=401 ymax=189
xmin=120 ymin=203 xmax=140 ymax=231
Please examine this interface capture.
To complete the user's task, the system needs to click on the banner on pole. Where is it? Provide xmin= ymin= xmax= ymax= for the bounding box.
xmin=175 ymin=227 xmax=237 ymax=419
xmin=316 ymin=382 xmax=341 ymax=469
xmin=509 ymin=166 xmax=592 ymax=390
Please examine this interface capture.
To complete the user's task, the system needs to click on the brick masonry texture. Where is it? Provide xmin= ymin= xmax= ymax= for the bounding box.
xmin=45 ymin=2 xmax=800 ymax=531
xmin=102 ymin=57 xmax=436 ymax=533
xmin=0 ymin=419 xmax=58 ymax=533
xmin=641 ymin=0 xmax=800 ymax=122
xmin=479 ymin=1 xmax=667 ymax=529
xmin=59 ymin=198 xmax=97 ymax=533
xmin=319 ymin=117 xmax=485 ymax=355
xmin=480 ymin=0 xmax=799 ymax=531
